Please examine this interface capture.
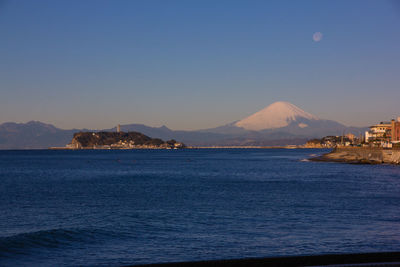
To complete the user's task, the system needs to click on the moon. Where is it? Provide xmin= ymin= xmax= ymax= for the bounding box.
xmin=313 ymin=32 xmax=323 ymax=42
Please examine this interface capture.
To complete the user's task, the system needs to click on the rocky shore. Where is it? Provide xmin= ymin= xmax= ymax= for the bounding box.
xmin=311 ymin=147 xmax=400 ymax=165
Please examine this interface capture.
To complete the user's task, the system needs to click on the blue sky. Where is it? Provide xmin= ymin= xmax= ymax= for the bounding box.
xmin=0 ymin=0 xmax=399 ymax=130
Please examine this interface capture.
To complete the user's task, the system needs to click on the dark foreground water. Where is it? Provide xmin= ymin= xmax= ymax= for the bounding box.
xmin=0 ymin=149 xmax=399 ymax=266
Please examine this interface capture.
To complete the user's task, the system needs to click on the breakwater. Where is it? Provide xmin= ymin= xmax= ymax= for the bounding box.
xmin=312 ymin=147 xmax=400 ymax=164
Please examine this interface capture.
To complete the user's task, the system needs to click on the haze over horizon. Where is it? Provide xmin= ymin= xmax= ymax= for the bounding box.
xmin=1 ymin=0 xmax=399 ymax=130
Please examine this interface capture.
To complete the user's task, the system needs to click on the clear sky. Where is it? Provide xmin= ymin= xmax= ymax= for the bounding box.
xmin=0 ymin=0 xmax=399 ymax=130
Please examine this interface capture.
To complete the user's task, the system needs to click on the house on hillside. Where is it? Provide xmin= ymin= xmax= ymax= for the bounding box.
xmin=365 ymin=122 xmax=392 ymax=144
xmin=364 ymin=118 xmax=400 ymax=147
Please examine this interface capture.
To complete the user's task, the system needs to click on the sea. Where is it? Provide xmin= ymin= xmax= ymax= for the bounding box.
xmin=0 ymin=149 xmax=399 ymax=266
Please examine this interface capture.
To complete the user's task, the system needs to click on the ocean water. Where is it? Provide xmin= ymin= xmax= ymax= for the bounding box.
xmin=0 ymin=149 xmax=399 ymax=266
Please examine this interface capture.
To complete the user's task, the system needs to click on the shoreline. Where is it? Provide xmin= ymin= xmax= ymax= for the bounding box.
xmin=310 ymin=147 xmax=400 ymax=165
xmin=48 ymin=146 xmax=327 ymax=150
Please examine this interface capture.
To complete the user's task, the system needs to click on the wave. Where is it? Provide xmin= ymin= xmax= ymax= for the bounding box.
xmin=0 ymin=227 xmax=117 ymax=257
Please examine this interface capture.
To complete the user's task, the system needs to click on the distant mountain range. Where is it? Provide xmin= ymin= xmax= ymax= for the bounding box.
xmin=0 ymin=121 xmax=80 ymax=149
xmin=0 ymin=102 xmax=368 ymax=149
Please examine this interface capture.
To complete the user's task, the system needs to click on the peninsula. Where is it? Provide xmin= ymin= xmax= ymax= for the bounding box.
xmin=307 ymin=116 xmax=400 ymax=165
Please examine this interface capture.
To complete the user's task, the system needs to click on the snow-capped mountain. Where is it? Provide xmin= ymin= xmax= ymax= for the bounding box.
xmin=112 ymin=101 xmax=366 ymax=146
xmin=0 ymin=102 xmax=368 ymax=148
xmin=235 ymin=101 xmax=319 ymax=131
xmin=197 ymin=101 xmax=367 ymax=145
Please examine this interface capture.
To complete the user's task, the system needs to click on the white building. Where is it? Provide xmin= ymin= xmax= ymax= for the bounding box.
xmin=365 ymin=122 xmax=391 ymax=143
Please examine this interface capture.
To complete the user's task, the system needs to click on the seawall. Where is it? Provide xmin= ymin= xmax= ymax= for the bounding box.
xmin=311 ymin=147 xmax=400 ymax=165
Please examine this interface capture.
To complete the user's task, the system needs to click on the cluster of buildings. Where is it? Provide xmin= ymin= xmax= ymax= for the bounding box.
xmin=305 ymin=117 xmax=400 ymax=149
xmin=305 ymin=134 xmax=360 ymax=148
xmin=67 ymin=140 xmax=185 ymax=150
xmin=365 ymin=117 xmax=400 ymax=148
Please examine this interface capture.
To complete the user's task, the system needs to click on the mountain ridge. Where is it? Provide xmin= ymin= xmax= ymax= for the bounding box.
xmin=0 ymin=102 xmax=368 ymax=148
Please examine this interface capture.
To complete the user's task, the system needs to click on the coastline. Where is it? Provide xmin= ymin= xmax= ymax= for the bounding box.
xmin=311 ymin=147 xmax=400 ymax=165
xmin=48 ymin=145 xmax=324 ymax=150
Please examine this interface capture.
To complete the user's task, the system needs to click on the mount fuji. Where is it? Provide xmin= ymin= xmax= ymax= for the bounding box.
xmin=235 ymin=101 xmax=319 ymax=131
xmin=0 ymin=101 xmax=367 ymax=148
xmin=114 ymin=101 xmax=366 ymax=146
xmin=192 ymin=101 xmax=366 ymax=145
